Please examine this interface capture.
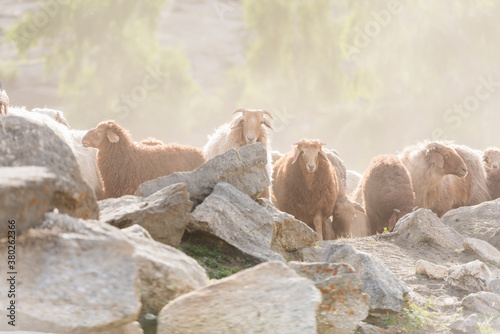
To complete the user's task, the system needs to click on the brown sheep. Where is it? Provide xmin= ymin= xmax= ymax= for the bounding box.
xmin=360 ymin=154 xmax=415 ymax=234
xmin=324 ymin=148 xmax=366 ymax=239
xmin=487 ymin=168 xmax=500 ymax=200
xmin=483 ymin=147 xmax=500 ymax=172
xmin=140 ymin=137 xmax=164 ymax=146
xmin=272 ymin=139 xmax=339 ymax=240
xmin=82 ymin=120 xmax=205 ymax=198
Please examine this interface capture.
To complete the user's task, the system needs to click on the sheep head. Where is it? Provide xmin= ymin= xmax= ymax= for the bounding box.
xmin=231 ymin=108 xmax=274 ymax=145
xmin=425 ymin=142 xmax=467 ymax=178
xmin=82 ymin=121 xmax=121 ymax=149
xmin=292 ymin=139 xmax=327 ymax=174
xmin=483 ymin=147 xmax=500 ymax=171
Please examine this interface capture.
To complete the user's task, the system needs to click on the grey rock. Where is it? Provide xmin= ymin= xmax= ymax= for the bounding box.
xmin=288 ymin=262 xmax=370 ymax=334
xmin=0 ymin=115 xmax=98 ymax=220
xmin=355 ymin=322 xmax=386 ymax=334
xmin=258 ymin=198 xmax=318 ymax=253
xmin=135 ymin=143 xmax=270 ymax=205
xmin=301 ymin=246 xmax=325 ymax=263
xmin=463 ymin=237 xmax=500 ymax=267
xmin=393 ymin=209 xmax=464 ymax=250
xmin=442 ymin=199 xmax=500 ymax=249
xmin=0 ymin=227 xmax=140 ymax=333
xmin=415 ymin=259 xmax=449 ymax=279
xmin=462 ymin=292 xmax=500 ymax=316
xmin=157 ymin=262 xmax=322 ymax=334
xmin=490 ymin=279 xmax=500 ymax=295
xmin=446 ymin=260 xmax=491 ymax=293
xmin=88 ymin=322 xmax=144 ymax=334
xmin=99 ymin=183 xmax=192 ymax=247
xmin=122 ymin=224 xmax=209 ymax=315
xmin=321 ymin=243 xmax=409 ymax=313
xmin=190 ymin=183 xmax=284 ymax=262
xmin=450 ymin=314 xmax=479 ymax=334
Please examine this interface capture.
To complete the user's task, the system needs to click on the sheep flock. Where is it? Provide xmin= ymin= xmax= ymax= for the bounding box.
xmin=2 ymin=87 xmax=500 ymax=241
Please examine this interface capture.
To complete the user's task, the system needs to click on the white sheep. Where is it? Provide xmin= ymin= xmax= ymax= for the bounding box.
xmin=5 ymin=107 xmax=104 ymax=199
xmin=32 ymin=108 xmax=71 ymax=128
xmin=204 ymin=108 xmax=274 ymax=197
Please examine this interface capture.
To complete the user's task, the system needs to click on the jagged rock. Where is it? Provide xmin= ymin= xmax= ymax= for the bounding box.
xmin=355 ymin=322 xmax=388 ymax=334
xmin=415 ymin=259 xmax=449 ymax=279
xmin=442 ymin=199 xmax=500 ymax=249
xmin=490 ymin=279 xmax=500 ymax=295
xmin=99 ymin=183 xmax=192 ymax=247
xmin=302 ymin=246 xmax=325 ymax=263
xmin=321 ymin=243 xmax=409 ymax=313
xmin=445 ymin=260 xmax=491 ymax=293
xmin=463 ymin=237 xmax=500 ymax=267
xmin=393 ymin=209 xmax=464 ymax=250
xmin=462 ymin=292 xmax=500 ymax=316
xmin=135 ymin=143 xmax=270 ymax=205
xmin=122 ymin=224 xmax=209 ymax=315
xmin=0 ymin=116 xmax=99 ymax=221
xmin=258 ymin=198 xmax=317 ymax=257
xmin=157 ymin=262 xmax=321 ymax=334
xmin=288 ymin=262 xmax=370 ymax=334
xmin=0 ymin=227 xmax=140 ymax=333
xmin=190 ymin=183 xmax=284 ymax=262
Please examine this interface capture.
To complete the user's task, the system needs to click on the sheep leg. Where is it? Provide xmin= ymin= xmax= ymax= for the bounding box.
xmin=313 ymin=213 xmax=323 ymax=241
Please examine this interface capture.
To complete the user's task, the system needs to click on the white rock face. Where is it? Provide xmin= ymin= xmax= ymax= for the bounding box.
xmin=446 ymin=260 xmax=492 ymax=293
xmin=157 ymin=262 xmax=322 ymax=334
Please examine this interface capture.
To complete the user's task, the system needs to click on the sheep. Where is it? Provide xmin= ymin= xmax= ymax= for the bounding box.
xmin=32 ymin=108 xmax=71 ymax=128
xmin=399 ymin=141 xmax=489 ymax=217
xmin=6 ymin=106 xmax=104 ymax=199
xmin=0 ymin=80 xmax=8 ymax=115
xmin=483 ymin=147 xmax=500 ymax=172
xmin=140 ymin=137 xmax=164 ymax=146
xmin=359 ymin=154 xmax=415 ymax=234
xmin=83 ymin=120 xmax=206 ymax=198
xmin=272 ymin=139 xmax=339 ymax=240
xmin=323 ymin=148 xmax=366 ymax=239
xmin=271 ymin=150 xmax=283 ymax=165
xmin=487 ymin=168 xmax=500 ymax=200
xmin=204 ymin=108 xmax=274 ymax=198
xmin=346 ymin=170 xmax=362 ymax=198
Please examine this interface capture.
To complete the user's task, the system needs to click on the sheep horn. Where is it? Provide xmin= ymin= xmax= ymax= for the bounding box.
xmin=261 ymin=110 xmax=273 ymax=119
xmin=232 ymin=108 xmax=246 ymax=115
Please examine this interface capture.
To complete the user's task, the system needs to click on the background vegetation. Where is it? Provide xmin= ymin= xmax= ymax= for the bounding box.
xmin=3 ymin=0 xmax=500 ymax=171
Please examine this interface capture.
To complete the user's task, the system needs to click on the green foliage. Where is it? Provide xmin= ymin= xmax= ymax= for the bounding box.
xmin=180 ymin=243 xmax=253 ymax=280
xmin=380 ymin=298 xmax=444 ymax=333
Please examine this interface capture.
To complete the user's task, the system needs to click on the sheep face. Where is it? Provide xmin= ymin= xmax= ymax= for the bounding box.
xmin=231 ymin=108 xmax=273 ymax=145
xmin=82 ymin=121 xmax=120 ymax=149
xmin=292 ymin=139 xmax=327 ymax=174
xmin=483 ymin=147 xmax=500 ymax=171
xmin=425 ymin=142 xmax=467 ymax=178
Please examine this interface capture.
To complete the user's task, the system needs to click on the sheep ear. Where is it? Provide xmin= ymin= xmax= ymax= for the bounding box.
xmin=262 ymin=118 xmax=274 ymax=131
xmin=429 ymin=151 xmax=444 ymax=168
xmin=388 ymin=211 xmax=398 ymax=232
xmin=292 ymin=147 xmax=301 ymax=164
xmin=230 ymin=116 xmax=244 ymax=129
xmin=107 ymin=131 xmax=120 ymax=143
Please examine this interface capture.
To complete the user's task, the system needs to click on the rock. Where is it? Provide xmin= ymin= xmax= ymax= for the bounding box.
xmin=89 ymin=321 xmax=144 ymax=334
xmin=462 ymin=292 xmax=500 ymax=316
xmin=0 ymin=166 xmax=57 ymax=238
xmin=190 ymin=183 xmax=284 ymax=262
xmin=99 ymin=183 xmax=192 ymax=247
xmin=288 ymin=262 xmax=370 ymax=334
xmin=157 ymin=262 xmax=321 ymax=334
xmin=415 ymin=259 xmax=449 ymax=279
xmin=321 ymin=243 xmax=409 ymax=313
xmin=355 ymin=322 xmax=388 ymax=334
xmin=0 ymin=228 xmax=140 ymax=332
xmin=463 ymin=237 xmax=500 ymax=267
xmin=393 ymin=209 xmax=464 ymax=250
xmin=0 ymin=115 xmax=98 ymax=220
xmin=122 ymin=224 xmax=209 ymax=315
xmin=446 ymin=260 xmax=491 ymax=293
xmin=442 ymin=199 xmax=500 ymax=248
xmin=490 ymin=279 xmax=500 ymax=295
xmin=258 ymin=198 xmax=317 ymax=254
xmin=450 ymin=314 xmax=479 ymax=334
xmin=135 ymin=143 xmax=270 ymax=205
xmin=302 ymin=245 xmax=325 ymax=263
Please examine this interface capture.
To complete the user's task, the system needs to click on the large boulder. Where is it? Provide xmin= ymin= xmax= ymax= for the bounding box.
xmin=462 ymin=292 xmax=500 ymax=316
xmin=288 ymin=262 xmax=370 ymax=334
xmin=0 ymin=166 xmax=57 ymax=238
xmin=99 ymin=183 xmax=192 ymax=247
xmin=445 ymin=260 xmax=492 ymax=293
xmin=0 ymin=225 xmax=140 ymax=332
xmin=0 ymin=115 xmax=98 ymax=220
xmin=190 ymin=182 xmax=284 ymax=262
xmin=442 ymin=200 xmax=500 ymax=249
xmin=258 ymin=198 xmax=317 ymax=259
xmin=122 ymin=224 xmax=209 ymax=315
xmin=321 ymin=243 xmax=409 ymax=313
xmin=463 ymin=237 xmax=500 ymax=267
xmin=157 ymin=262 xmax=322 ymax=334
xmin=135 ymin=143 xmax=270 ymax=205
xmin=392 ymin=209 xmax=464 ymax=250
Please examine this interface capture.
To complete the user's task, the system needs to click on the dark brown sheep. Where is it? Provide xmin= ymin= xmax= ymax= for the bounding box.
xmin=82 ymin=120 xmax=205 ymax=198
xmin=272 ymin=139 xmax=339 ymax=240
xmin=360 ymin=154 xmax=415 ymax=235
